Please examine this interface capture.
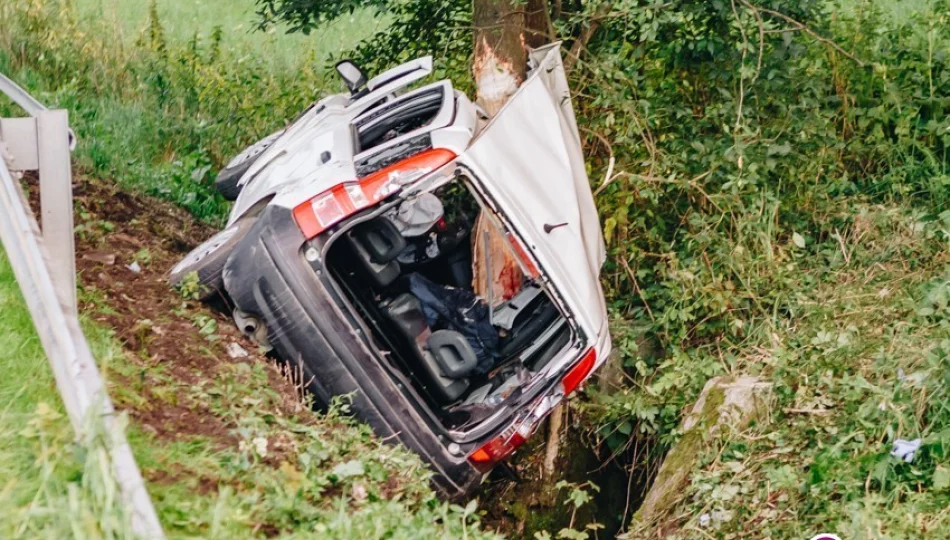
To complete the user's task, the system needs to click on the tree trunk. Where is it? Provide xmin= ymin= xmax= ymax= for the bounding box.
xmin=473 ymin=0 xmax=568 ymax=488
xmin=472 ymin=213 xmax=524 ymax=306
xmin=471 ymin=0 xmax=530 ymax=302
xmin=473 ymin=0 xmax=528 ymax=115
xmin=525 ymin=0 xmax=554 ymax=49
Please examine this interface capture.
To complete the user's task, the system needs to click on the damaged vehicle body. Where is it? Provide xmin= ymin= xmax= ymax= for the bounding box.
xmin=170 ymin=44 xmax=611 ymax=498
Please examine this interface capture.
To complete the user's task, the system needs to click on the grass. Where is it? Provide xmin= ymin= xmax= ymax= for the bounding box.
xmin=73 ymin=0 xmax=389 ymax=72
xmin=0 ymin=248 xmax=73 ymax=508
xmin=0 ymin=250 xmax=137 ymax=536
xmin=613 ymin=202 xmax=950 ymax=537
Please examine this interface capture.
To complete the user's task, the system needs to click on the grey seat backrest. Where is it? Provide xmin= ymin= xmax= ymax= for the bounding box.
xmin=384 ymin=293 xmax=469 ymax=403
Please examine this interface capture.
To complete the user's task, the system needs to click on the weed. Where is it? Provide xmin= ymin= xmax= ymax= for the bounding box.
xmin=190 ymin=313 xmax=218 ymax=340
xmin=133 ymin=248 xmax=153 ymax=267
xmin=175 ymin=271 xmax=202 ymax=300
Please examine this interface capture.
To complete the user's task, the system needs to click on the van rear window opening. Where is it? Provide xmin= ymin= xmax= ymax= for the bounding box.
xmin=324 ymin=176 xmax=574 ymax=432
xmin=355 ymin=89 xmax=444 ymax=152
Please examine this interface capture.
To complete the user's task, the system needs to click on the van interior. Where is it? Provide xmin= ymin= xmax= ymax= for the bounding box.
xmin=326 ymin=175 xmax=573 ymax=431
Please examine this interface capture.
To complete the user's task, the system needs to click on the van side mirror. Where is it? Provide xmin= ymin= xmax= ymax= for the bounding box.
xmin=335 ymin=59 xmax=368 ymax=95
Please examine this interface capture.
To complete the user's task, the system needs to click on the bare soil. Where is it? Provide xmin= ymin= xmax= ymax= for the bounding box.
xmin=24 ymin=174 xmax=303 ymax=450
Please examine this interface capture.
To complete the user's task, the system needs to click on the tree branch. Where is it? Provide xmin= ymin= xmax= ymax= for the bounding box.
xmin=564 ymin=3 xmax=612 ymax=72
xmin=525 ymin=0 xmax=556 ymax=47
xmin=742 ymin=1 xmax=865 ymax=66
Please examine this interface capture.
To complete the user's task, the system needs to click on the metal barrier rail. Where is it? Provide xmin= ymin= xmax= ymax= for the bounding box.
xmin=0 ymin=75 xmax=164 ymax=538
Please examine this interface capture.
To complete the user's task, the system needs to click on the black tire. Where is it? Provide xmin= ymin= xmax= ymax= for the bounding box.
xmin=169 ymin=218 xmax=256 ymax=300
xmin=214 ymin=130 xmax=284 ymax=200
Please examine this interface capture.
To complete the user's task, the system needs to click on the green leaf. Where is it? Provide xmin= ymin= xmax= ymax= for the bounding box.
xmin=331 ymin=460 xmax=364 ymax=479
xmin=464 ymin=499 xmax=478 ymax=515
xmin=933 ymin=467 xmax=950 ymax=491
xmin=556 ymin=528 xmax=589 ymax=540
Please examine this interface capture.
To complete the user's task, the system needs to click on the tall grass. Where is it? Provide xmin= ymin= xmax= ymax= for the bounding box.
xmin=0 ymin=0 xmax=385 ymax=222
xmin=0 ymin=252 xmax=135 ymax=537
xmin=72 ymin=0 xmax=387 ymax=72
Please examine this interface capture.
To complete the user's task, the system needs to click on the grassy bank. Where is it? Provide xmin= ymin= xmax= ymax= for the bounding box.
xmin=0 ymin=252 xmax=133 ymax=536
xmin=73 ymin=0 xmax=386 ymax=71
xmin=0 ymin=182 xmax=493 ymax=537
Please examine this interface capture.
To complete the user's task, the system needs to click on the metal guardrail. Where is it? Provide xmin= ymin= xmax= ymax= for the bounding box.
xmin=0 ymin=73 xmax=76 ymax=149
xmin=0 ymin=75 xmax=164 ymax=538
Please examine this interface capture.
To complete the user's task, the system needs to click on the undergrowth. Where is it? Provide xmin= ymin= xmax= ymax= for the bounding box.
xmin=4 ymin=0 xmax=950 ymax=537
xmin=616 ymin=202 xmax=950 ymax=537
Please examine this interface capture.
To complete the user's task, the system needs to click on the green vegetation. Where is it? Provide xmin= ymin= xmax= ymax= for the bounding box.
xmin=632 ymin=205 xmax=950 ymax=536
xmin=0 ymin=252 xmax=133 ymax=536
xmin=0 ymin=0 xmax=383 ymax=222
xmin=73 ymin=0 xmax=385 ymax=71
xmin=4 ymin=0 xmax=950 ymax=537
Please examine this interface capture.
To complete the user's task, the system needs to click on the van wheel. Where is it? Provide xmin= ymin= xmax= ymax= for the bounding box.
xmin=169 ymin=218 xmax=255 ymax=300
xmin=214 ymin=130 xmax=284 ymax=200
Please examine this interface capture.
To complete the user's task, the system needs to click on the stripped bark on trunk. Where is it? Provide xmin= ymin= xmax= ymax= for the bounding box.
xmin=473 ymin=0 xmax=527 ymax=115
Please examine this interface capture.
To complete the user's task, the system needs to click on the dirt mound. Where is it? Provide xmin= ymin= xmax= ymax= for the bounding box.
xmin=25 ymin=174 xmax=301 ymax=448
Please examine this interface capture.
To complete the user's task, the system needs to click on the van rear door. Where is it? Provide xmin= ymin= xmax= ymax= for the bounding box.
xmin=457 ymin=44 xmax=608 ymax=349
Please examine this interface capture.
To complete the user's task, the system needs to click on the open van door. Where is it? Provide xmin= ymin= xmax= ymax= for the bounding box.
xmin=457 ymin=44 xmax=609 ymax=353
xmin=366 ymin=56 xmax=433 ymax=93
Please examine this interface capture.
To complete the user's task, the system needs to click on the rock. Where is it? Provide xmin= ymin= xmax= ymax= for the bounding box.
xmin=682 ymin=376 xmax=772 ymax=432
xmin=627 ymin=376 xmax=772 ymax=533
xmin=227 ymin=342 xmax=249 ymax=359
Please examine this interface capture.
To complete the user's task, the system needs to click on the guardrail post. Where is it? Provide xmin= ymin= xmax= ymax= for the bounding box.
xmin=1 ymin=72 xmax=165 ymax=538
xmin=36 ymin=109 xmax=77 ymax=316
